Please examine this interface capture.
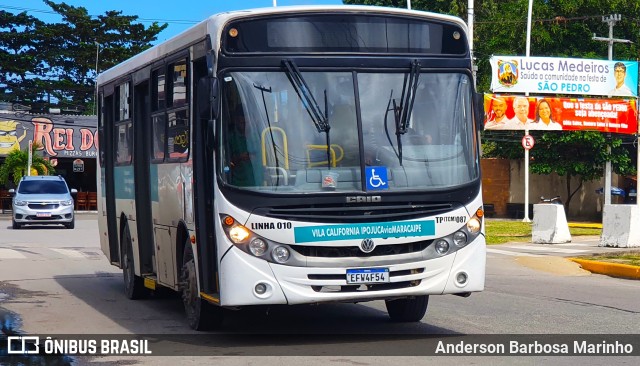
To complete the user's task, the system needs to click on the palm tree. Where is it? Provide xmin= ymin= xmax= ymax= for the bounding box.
xmin=0 ymin=141 xmax=56 ymax=187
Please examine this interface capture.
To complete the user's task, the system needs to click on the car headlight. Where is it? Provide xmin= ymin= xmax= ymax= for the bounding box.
xmin=14 ymin=200 xmax=27 ymax=206
xmin=60 ymin=199 xmax=74 ymax=206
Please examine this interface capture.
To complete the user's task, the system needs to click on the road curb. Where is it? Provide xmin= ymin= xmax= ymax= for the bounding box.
xmin=567 ymin=222 xmax=602 ymax=229
xmin=569 ymin=258 xmax=640 ymax=280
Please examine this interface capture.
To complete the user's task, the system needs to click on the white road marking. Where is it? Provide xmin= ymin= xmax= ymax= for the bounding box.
xmin=503 ymin=245 xmax=587 ymax=254
xmin=0 ymin=248 xmax=28 ymax=259
xmin=486 ymin=248 xmax=540 ymax=257
xmin=49 ymin=248 xmax=87 ymax=258
xmin=551 ymin=243 xmax=591 ymax=247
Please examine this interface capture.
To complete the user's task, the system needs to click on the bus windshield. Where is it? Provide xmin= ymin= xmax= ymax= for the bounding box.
xmin=220 ymin=70 xmax=478 ymax=193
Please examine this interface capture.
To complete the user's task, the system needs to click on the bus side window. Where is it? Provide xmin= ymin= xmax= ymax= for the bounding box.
xmin=167 ymin=110 xmax=189 ymax=161
xmin=151 ymin=68 xmax=167 ymax=163
xmin=151 ymin=115 xmax=166 ymax=161
xmin=165 ymin=59 xmax=190 ymax=162
xmin=115 ymin=82 xmax=132 ymax=165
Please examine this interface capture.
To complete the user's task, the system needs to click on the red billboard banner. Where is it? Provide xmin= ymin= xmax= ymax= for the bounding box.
xmin=484 ymin=94 xmax=638 ymax=134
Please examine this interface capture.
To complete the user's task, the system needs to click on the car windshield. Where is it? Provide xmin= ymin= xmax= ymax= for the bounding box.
xmin=18 ymin=180 xmax=69 ymax=194
xmin=219 ymin=70 xmax=478 ymax=193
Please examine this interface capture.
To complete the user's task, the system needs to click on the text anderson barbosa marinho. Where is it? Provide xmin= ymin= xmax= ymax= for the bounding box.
xmin=436 ymin=340 xmax=633 ymax=354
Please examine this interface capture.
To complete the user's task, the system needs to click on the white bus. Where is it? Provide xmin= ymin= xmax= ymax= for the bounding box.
xmin=97 ymin=5 xmax=486 ymax=330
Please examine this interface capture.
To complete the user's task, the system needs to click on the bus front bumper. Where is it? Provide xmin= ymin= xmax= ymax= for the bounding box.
xmin=218 ymin=237 xmax=486 ymax=307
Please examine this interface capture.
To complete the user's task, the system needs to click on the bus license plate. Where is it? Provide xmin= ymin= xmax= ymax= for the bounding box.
xmin=36 ymin=212 xmax=51 ymax=218
xmin=346 ymin=268 xmax=389 ymax=284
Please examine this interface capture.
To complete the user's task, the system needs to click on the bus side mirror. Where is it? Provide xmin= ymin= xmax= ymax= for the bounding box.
xmin=474 ymin=91 xmax=485 ymax=132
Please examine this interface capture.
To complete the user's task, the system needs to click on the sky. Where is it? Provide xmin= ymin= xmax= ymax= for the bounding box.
xmin=1 ymin=0 xmax=345 ymax=43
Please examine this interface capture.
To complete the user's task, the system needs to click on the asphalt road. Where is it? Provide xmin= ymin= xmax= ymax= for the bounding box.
xmin=0 ymin=215 xmax=639 ymax=365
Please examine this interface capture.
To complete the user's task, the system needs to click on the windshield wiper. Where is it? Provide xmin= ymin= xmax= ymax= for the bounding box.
xmin=282 ymin=59 xmax=329 ymax=133
xmin=384 ymin=60 xmax=421 ymax=166
xmin=395 ymin=60 xmax=421 ymax=165
xmin=282 ymin=59 xmax=333 ymax=168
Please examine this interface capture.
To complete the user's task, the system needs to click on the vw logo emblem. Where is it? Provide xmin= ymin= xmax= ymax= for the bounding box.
xmin=360 ymin=238 xmax=375 ymax=253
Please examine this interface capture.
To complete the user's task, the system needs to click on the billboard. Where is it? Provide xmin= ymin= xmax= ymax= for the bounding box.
xmin=490 ymin=56 xmax=638 ymax=97
xmin=484 ymin=94 xmax=638 ymax=134
xmin=0 ymin=113 xmax=97 ymax=157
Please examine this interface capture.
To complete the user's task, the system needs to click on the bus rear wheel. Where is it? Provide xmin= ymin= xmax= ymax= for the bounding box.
xmin=181 ymin=243 xmax=223 ymax=330
xmin=385 ymin=295 xmax=429 ymax=322
xmin=122 ymin=225 xmax=147 ymax=300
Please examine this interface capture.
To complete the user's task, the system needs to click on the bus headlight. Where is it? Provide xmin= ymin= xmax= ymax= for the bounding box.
xmin=229 ymin=225 xmax=250 ymax=243
xmin=429 ymin=207 xmax=484 ymax=258
xmin=466 ymin=218 xmax=481 ymax=234
xmin=249 ymin=238 xmax=268 ymax=256
xmin=271 ymin=246 xmax=290 ymax=263
xmin=220 ymin=214 xmax=298 ymax=265
xmin=435 ymin=240 xmax=450 ymax=255
xmin=452 ymin=231 xmax=467 ymax=246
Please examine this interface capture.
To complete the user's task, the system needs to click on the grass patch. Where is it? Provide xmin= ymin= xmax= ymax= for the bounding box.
xmin=485 ymin=220 xmax=601 ymax=245
xmin=582 ymin=253 xmax=640 ymax=267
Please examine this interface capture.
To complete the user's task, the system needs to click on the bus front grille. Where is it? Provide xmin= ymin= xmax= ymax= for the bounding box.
xmin=256 ymin=202 xmax=454 ymax=223
xmin=311 ymin=281 xmax=421 ymax=293
xmin=291 ymin=240 xmax=431 ymax=258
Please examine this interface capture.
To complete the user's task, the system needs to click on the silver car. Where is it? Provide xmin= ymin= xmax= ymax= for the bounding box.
xmin=10 ymin=176 xmax=77 ymax=229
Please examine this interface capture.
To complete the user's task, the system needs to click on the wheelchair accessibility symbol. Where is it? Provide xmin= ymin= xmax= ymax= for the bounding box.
xmin=365 ymin=167 xmax=388 ymax=190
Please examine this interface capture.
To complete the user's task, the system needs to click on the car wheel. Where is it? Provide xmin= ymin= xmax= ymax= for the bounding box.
xmin=181 ymin=241 xmax=223 ymax=330
xmin=65 ymin=218 xmax=75 ymax=229
xmin=12 ymin=220 xmax=20 ymax=230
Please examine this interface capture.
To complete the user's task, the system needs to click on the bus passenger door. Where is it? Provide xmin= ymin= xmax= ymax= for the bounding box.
xmin=100 ymin=91 xmax=120 ymax=265
xmin=133 ymin=79 xmax=155 ymax=275
xmin=192 ymin=55 xmax=218 ymax=294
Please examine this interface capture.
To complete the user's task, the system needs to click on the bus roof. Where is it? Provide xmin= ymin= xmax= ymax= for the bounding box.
xmin=97 ymin=5 xmax=468 ymax=86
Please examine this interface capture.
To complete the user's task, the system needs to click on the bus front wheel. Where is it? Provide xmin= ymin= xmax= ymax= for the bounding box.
xmin=122 ymin=225 xmax=147 ymax=300
xmin=181 ymin=243 xmax=223 ymax=330
xmin=385 ymin=295 xmax=429 ymax=322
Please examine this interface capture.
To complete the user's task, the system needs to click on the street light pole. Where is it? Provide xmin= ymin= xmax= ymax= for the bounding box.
xmin=592 ymin=14 xmax=631 ymax=206
xmin=522 ymin=0 xmax=534 ymax=223
xmin=94 ymin=42 xmax=100 ymax=116
xmin=468 ymin=0 xmax=474 ymax=69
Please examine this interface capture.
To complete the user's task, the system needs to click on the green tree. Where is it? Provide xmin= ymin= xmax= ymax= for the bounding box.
xmin=0 ymin=142 xmax=56 ymax=186
xmin=0 ymin=10 xmax=44 ymax=104
xmin=0 ymin=1 xmax=167 ymax=113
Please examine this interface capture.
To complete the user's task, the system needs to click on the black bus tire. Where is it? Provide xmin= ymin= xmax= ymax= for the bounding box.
xmin=122 ymin=225 xmax=147 ymax=300
xmin=385 ymin=295 xmax=429 ymax=322
xmin=181 ymin=242 xmax=223 ymax=330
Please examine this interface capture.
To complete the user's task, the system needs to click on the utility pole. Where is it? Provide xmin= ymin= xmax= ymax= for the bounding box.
xmin=94 ymin=42 xmax=100 ymax=116
xmin=522 ymin=0 xmax=534 ymax=223
xmin=592 ymin=14 xmax=631 ymax=206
